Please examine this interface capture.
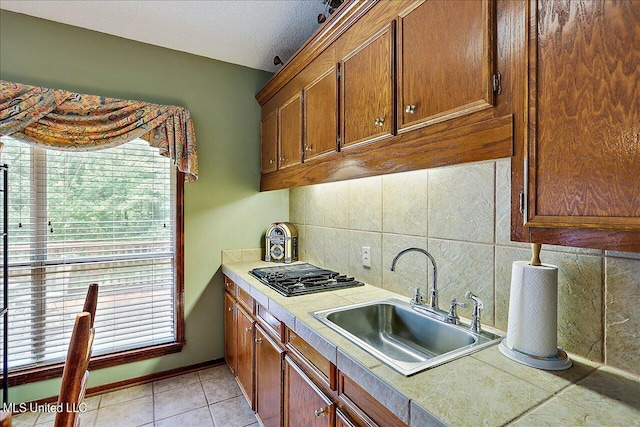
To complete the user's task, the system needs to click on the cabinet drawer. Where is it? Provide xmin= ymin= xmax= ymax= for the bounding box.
xmin=287 ymin=329 xmax=336 ymax=391
xmin=224 ymin=276 xmax=236 ymax=295
xmin=338 ymin=372 xmax=406 ymax=427
xmin=237 ymin=286 xmax=254 ymax=313
xmin=257 ymin=303 xmax=284 ymax=342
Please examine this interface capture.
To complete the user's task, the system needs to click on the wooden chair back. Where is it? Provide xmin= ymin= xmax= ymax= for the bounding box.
xmin=54 ymin=284 xmax=98 ymax=427
xmin=82 ymin=283 xmax=98 ymax=328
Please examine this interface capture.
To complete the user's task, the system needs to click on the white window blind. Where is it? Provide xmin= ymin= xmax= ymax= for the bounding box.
xmin=0 ymin=137 xmax=177 ymax=372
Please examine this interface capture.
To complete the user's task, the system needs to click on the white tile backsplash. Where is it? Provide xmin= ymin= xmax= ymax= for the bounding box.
xmin=348 ymin=175 xmax=382 ymax=232
xmin=304 ymin=185 xmax=325 ymax=226
xmin=382 ymin=169 xmax=429 ymax=236
xmin=289 ymin=159 xmax=640 ymax=376
xmin=324 ymin=180 xmax=349 ymax=228
xmin=428 ymin=162 xmax=495 ymax=243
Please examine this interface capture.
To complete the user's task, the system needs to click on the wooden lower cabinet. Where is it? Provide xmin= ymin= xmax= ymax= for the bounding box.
xmin=223 ymin=291 xmax=237 ymax=374
xmin=338 ymin=372 xmax=406 ymax=427
xmin=284 ymin=356 xmax=335 ymax=427
xmin=236 ymin=304 xmax=255 ymax=408
xmin=223 ymin=276 xmax=407 ymax=427
xmin=255 ymin=324 xmax=284 ymax=427
xmin=336 ymin=409 xmax=357 ymax=427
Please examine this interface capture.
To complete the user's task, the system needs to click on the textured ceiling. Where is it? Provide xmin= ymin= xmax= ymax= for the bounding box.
xmin=0 ymin=0 xmax=329 ymax=73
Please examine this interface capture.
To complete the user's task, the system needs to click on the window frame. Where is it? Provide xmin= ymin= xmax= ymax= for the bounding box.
xmin=3 ymin=157 xmax=186 ymax=388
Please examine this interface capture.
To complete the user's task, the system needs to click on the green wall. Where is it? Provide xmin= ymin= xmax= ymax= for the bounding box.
xmin=0 ymin=10 xmax=289 ymax=402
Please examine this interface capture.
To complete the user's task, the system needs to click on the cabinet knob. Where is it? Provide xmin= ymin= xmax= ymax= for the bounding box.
xmin=254 ymin=338 xmax=262 ymax=344
xmin=227 ymin=307 xmax=233 ymax=312
xmin=245 ymin=327 xmax=252 ymax=333
xmin=305 ymin=146 xmax=312 ymax=152
xmin=405 ymin=104 xmax=416 ymax=114
xmin=279 ymin=156 xmax=285 ymax=162
xmin=269 ymin=159 xmax=275 ymax=164
xmin=374 ymin=117 xmax=385 ymax=127
xmin=314 ymin=407 xmax=326 ymax=418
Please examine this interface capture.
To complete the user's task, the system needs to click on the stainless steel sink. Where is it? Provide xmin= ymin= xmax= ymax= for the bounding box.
xmin=311 ymin=298 xmax=502 ymax=376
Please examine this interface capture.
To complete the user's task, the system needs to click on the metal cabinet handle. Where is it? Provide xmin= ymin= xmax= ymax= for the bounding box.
xmin=405 ymin=104 xmax=416 ymax=114
xmin=269 ymin=159 xmax=275 ymax=164
xmin=305 ymin=146 xmax=312 ymax=152
xmin=255 ymin=338 xmax=262 ymax=344
xmin=279 ymin=156 xmax=285 ymax=162
xmin=245 ymin=327 xmax=252 ymax=333
xmin=227 ymin=307 xmax=233 ymax=312
xmin=314 ymin=407 xmax=326 ymax=418
xmin=374 ymin=117 xmax=385 ymax=127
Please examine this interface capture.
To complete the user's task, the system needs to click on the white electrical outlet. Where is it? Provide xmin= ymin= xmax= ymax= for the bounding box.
xmin=362 ymin=246 xmax=371 ymax=268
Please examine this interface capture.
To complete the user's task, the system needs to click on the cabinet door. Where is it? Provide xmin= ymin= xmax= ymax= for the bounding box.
xmin=223 ymin=292 xmax=237 ymax=374
xmin=279 ymin=93 xmax=303 ymax=169
xmin=284 ymin=356 xmax=334 ymax=427
xmin=335 ymin=409 xmax=357 ymax=427
xmin=518 ymin=0 xmax=640 ymax=251
xmin=341 ymin=23 xmax=394 ymax=148
xmin=261 ymin=110 xmax=278 ymax=173
xmin=255 ymin=325 xmax=284 ymax=427
xmin=236 ymin=305 xmax=255 ymax=408
xmin=304 ymin=66 xmax=339 ymax=161
xmin=398 ymin=0 xmax=495 ymax=132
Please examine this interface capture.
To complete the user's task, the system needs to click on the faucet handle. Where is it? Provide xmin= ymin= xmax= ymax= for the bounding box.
xmin=446 ymin=297 xmax=467 ymax=324
xmin=408 ymin=287 xmax=425 ymax=306
xmin=465 ymin=291 xmax=483 ymax=333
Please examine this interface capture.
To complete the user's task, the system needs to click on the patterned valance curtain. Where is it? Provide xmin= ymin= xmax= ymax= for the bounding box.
xmin=0 ymin=81 xmax=198 ymax=181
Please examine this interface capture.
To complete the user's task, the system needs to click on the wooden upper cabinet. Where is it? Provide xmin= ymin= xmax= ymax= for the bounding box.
xmin=304 ymin=66 xmax=339 ymax=161
xmin=341 ymin=22 xmax=395 ymax=148
xmin=257 ymin=0 xmax=514 ymax=191
xmin=279 ymin=93 xmax=303 ymax=169
xmin=518 ymin=0 xmax=640 ymax=251
xmin=261 ymin=111 xmax=278 ymax=174
xmin=397 ymin=0 xmax=495 ymax=132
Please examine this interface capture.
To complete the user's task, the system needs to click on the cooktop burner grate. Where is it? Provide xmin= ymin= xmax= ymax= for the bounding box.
xmin=249 ymin=263 xmax=364 ymax=297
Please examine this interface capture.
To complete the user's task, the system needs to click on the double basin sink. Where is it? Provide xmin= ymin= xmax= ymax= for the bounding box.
xmin=312 ymin=298 xmax=502 ymax=376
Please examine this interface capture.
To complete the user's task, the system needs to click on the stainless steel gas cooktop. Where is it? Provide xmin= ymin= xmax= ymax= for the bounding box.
xmin=249 ymin=263 xmax=364 ymax=297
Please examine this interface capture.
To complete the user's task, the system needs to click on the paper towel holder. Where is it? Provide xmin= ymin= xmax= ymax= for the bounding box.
xmin=499 ymin=341 xmax=572 ymax=370
xmin=530 ymin=243 xmax=542 ymax=266
xmin=499 ymin=243 xmax=572 ymax=370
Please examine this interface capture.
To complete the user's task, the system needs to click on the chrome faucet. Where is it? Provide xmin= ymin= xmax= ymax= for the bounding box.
xmin=390 ymin=247 xmax=439 ymax=311
xmin=466 ymin=291 xmax=484 ymax=333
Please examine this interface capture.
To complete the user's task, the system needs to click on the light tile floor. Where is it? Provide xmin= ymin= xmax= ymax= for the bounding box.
xmin=12 ymin=364 xmax=258 ymax=427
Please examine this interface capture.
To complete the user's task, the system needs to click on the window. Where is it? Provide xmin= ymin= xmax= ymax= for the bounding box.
xmin=0 ymin=137 xmax=184 ymax=381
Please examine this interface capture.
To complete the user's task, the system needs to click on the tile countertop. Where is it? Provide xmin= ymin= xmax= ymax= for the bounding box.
xmin=221 ymin=260 xmax=640 ymax=427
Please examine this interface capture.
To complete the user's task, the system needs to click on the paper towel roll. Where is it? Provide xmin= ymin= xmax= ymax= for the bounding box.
xmin=506 ymin=260 xmax=559 ymax=357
